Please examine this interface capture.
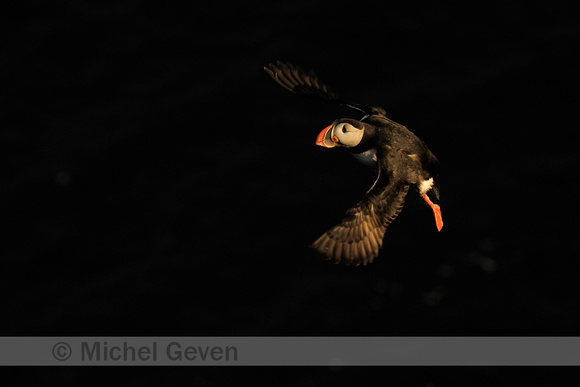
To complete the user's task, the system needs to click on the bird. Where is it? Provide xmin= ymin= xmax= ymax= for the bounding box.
xmin=264 ymin=61 xmax=443 ymax=266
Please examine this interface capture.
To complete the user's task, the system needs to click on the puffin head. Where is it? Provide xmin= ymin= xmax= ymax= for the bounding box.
xmin=315 ymin=119 xmax=365 ymax=148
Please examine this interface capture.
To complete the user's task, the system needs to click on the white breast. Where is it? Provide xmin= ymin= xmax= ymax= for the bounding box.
xmin=352 ymin=148 xmax=378 ymax=168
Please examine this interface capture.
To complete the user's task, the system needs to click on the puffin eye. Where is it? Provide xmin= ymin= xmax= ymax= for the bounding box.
xmin=341 ymin=126 xmax=346 ymax=133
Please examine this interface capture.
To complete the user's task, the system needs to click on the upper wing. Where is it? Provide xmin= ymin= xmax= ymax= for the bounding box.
xmin=264 ymin=61 xmax=388 ymax=117
xmin=310 ymin=169 xmax=409 ymax=266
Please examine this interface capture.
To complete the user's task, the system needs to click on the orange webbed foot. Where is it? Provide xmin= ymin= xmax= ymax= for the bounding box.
xmin=421 ymin=194 xmax=443 ymax=231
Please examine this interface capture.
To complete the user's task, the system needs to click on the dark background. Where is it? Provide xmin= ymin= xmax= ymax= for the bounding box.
xmin=3 ymin=0 xmax=580 ymax=384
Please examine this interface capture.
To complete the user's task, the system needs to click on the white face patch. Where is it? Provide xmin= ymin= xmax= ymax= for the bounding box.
xmin=419 ymin=177 xmax=434 ymax=195
xmin=333 ymin=122 xmax=364 ymax=147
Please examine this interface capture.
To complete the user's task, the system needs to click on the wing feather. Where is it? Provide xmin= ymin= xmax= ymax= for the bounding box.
xmin=264 ymin=61 xmax=342 ymax=103
xmin=264 ymin=61 xmax=388 ymax=117
xmin=311 ymin=175 xmax=410 ymax=266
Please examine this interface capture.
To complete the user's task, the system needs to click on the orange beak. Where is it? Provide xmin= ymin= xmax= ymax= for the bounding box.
xmin=315 ymin=124 xmax=335 ymax=148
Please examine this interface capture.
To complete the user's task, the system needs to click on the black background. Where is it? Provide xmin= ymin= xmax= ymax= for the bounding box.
xmin=3 ymin=0 xmax=580 ymax=384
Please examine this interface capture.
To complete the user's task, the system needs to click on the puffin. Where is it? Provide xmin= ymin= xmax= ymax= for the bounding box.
xmin=264 ymin=61 xmax=443 ymax=266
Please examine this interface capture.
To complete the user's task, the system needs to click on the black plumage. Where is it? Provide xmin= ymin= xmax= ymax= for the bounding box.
xmin=265 ymin=61 xmax=443 ymax=266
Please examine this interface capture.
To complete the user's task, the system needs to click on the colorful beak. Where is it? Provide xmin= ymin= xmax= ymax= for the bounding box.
xmin=315 ymin=124 xmax=335 ymax=148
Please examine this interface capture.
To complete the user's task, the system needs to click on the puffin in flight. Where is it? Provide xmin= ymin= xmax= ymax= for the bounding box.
xmin=264 ymin=61 xmax=443 ymax=266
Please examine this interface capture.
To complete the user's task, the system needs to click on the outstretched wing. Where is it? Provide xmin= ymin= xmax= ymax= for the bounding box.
xmin=264 ymin=61 xmax=342 ymax=104
xmin=264 ymin=61 xmax=387 ymax=117
xmin=311 ymin=169 xmax=409 ymax=266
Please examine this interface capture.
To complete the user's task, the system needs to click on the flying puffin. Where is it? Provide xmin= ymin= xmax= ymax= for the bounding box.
xmin=264 ymin=61 xmax=443 ymax=266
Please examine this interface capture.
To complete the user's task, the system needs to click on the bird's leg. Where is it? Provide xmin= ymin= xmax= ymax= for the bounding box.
xmin=421 ymin=194 xmax=443 ymax=231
